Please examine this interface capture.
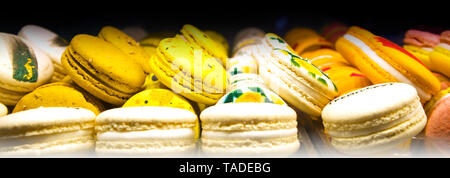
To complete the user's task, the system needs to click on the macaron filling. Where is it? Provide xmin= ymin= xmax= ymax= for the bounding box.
xmin=0 ymin=129 xmax=93 ymax=149
xmin=343 ymin=34 xmax=431 ymax=100
xmin=97 ymin=128 xmax=195 ymax=141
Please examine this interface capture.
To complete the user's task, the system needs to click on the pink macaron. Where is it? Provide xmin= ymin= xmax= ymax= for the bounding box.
xmin=425 ymin=88 xmax=450 ymax=138
xmin=440 ymin=31 xmax=450 ymax=44
xmin=403 ymin=29 xmax=440 ymax=47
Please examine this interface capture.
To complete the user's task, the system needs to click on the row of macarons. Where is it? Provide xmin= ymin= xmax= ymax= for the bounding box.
xmin=0 ymin=23 xmax=449 ymax=156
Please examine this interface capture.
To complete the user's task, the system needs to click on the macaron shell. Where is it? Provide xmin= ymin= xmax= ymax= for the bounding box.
xmin=0 ymin=107 xmax=96 ymax=138
xmin=0 ymin=33 xmax=54 ymax=92
xmin=425 ymin=96 xmax=450 ymax=138
xmin=122 ymin=89 xmax=195 ymax=113
xmin=62 ymin=47 xmax=134 ymax=105
xmin=98 ymin=26 xmax=152 ymax=74
xmin=17 ymin=25 xmax=68 ymax=64
xmin=12 ymin=82 xmax=103 ymax=115
xmin=371 ymin=35 xmax=440 ymax=95
xmin=403 ymin=29 xmax=440 ymax=47
xmin=68 ymin=34 xmax=145 ymax=91
xmin=181 ymin=24 xmax=228 ymax=65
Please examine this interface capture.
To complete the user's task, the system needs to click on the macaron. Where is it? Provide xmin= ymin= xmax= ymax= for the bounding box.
xmin=95 ymin=106 xmax=198 ymax=157
xmin=284 ymin=27 xmax=334 ymax=55
xmin=321 ymin=22 xmax=349 ymax=44
xmin=123 ymin=88 xmax=200 ymax=140
xmin=0 ymin=107 xmax=96 ymax=157
xmin=0 ymin=33 xmax=54 ymax=105
xmin=204 ymin=30 xmax=230 ymax=55
xmin=335 ymin=26 xmax=440 ymax=102
xmin=61 ymin=34 xmax=145 ymax=105
xmin=255 ymin=33 xmax=338 ymax=117
xmin=424 ymin=88 xmax=450 ymax=138
xmin=301 ymin=49 xmax=372 ymax=96
xmin=200 ymin=102 xmax=299 ymax=157
xmin=429 ymin=31 xmax=450 ymax=78
xmin=18 ymin=25 xmax=68 ymax=82
xmin=0 ymin=103 xmax=7 ymax=117
xmin=149 ymin=35 xmax=227 ymax=105
xmin=322 ymin=83 xmax=427 ymax=155
xmin=232 ymin=27 xmax=265 ymax=55
xmin=402 ymin=29 xmax=440 ymax=71
xmin=180 ymin=24 xmax=228 ymax=65
xmin=98 ymin=26 xmax=152 ymax=74
xmin=12 ymin=82 xmax=104 ymax=115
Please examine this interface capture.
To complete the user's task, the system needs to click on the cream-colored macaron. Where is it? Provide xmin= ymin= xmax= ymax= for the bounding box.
xmin=0 ymin=107 xmax=96 ymax=157
xmin=322 ymin=83 xmax=427 ymax=155
xmin=200 ymin=103 xmax=299 ymax=157
xmin=0 ymin=33 xmax=54 ymax=105
xmin=95 ymin=106 xmax=198 ymax=157
xmin=18 ymin=25 xmax=68 ymax=82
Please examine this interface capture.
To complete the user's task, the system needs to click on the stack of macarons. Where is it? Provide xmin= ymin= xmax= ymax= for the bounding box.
xmin=336 ymin=26 xmax=441 ymax=103
xmin=429 ymin=31 xmax=450 ymax=79
xmin=200 ymin=30 xmax=300 ymax=156
xmin=0 ymin=107 xmax=97 ymax=157
xmin=402 ymin=29 xmax=441 ymax=71
xmin=95 ymin=88 xmax=199 ymax=157
xmin=322 ymin=83 xmax=427 ymax=155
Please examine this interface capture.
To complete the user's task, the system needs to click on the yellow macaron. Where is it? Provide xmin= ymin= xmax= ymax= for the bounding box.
xmin=180 ymin=24 xmax=228 ymax=65
xmin=149 ymin=35 xmax=227 ymax=105
xmin=98 ymin=26 xmax=152 ymax=74
xmin=123 ymin=88 xmax=200 ymax=140
xmin=429 ymin=31 xmax=450 ymax=78
xmin=12 ymin=82 xmax=104 ymax=115
xmin=61 ymin=34 xmax=146 ymax=105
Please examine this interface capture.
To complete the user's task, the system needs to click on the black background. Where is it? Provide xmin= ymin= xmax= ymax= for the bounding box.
xmin=1 ymin=0 xmax=448 ymax=45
